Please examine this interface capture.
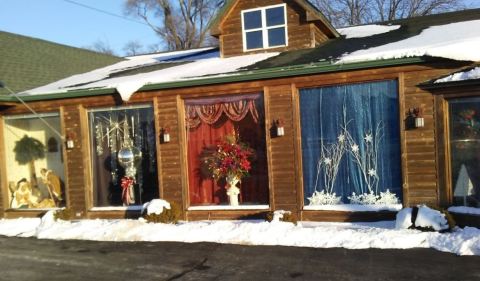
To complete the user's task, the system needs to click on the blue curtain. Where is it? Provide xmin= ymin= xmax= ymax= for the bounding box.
xmin=300 ymin=80 xmax=402 ymax=203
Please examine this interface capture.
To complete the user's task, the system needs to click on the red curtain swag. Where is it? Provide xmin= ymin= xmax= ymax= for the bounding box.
xmin=185 ymin=95 xmax=260 ymax=129
xmin=186 ymin=95 xmax=268 ymax=205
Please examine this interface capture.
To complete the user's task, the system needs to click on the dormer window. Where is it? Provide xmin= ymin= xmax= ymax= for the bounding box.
xmin=241 ymin=4 xmax=288 ymax=51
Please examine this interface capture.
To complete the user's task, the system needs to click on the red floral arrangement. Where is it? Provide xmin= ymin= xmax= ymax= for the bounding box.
xmin=460 ymin=109 xmax=476 ymax=121
xmin=120 ymin=176 xmax=135 ymax=205
xmin=208 ymin=131 xmax=254 ymax=181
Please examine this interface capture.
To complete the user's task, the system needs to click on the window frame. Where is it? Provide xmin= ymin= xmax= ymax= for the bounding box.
xmin=86 ymin=103 xmax=159 ymax=210
xmin=2 ymin=112 xmax=66 ymax=210
xmin=241 ymin=3 xmax=288 ymax=52
xmin=296 ymin=80 xmax=403 ymax=209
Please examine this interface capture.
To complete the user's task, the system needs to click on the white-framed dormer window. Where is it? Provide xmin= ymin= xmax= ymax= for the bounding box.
xmin=241 ymin=4 xmax=288 ymax=52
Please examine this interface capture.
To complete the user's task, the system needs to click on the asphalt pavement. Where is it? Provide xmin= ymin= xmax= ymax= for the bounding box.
xmin=0 ymin=236 xmax=479 ymax=281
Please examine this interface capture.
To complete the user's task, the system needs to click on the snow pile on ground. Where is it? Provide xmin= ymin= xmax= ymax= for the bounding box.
xmin=339 ymin=20 xmax=480 ymax=63
xmin=395 ymin=207 xmax=413 ymax=229
xmin=396 ymin=206 xmax=449 ymax=231
xmin=338 ymin=24 xmax=401 ymax=39
xmin=141 ymin=199 xmax=171 ymax=215
xmin=415 ymin=206 xmax=449 ymax=231
xmin=435 ymin=67 xmax=480 ymax=83
xmin=270 ymin=210 xmax=291 ymax=222
xmin=0 ymin=216 xmax=479 ymax=256
xmin=448 ymin=206 xmax=480 ymax=216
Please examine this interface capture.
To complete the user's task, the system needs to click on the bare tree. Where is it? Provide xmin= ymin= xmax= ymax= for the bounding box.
xmin=124 ymin=0 xmax=225 ymax=51
xmin=123 ymin=40 xmax=144 ymax=56
xmin=85 ymin=39 xmax=117 ymax=56
xmin=311 ymin=0 xmax=466 ymax=27
xmin=373 ymin=0 xmax=466 ymax=21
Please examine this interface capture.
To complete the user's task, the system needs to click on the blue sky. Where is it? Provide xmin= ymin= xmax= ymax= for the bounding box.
xmin=0 ymin=0 xmax=160 ymax=56
xmin=1 ymin=0 xmax=479 ymax=57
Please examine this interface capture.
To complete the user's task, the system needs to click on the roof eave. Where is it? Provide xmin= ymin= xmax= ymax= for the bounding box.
xmin=419 ymin=79 xmax=480 ymax=90
xmin=0 ymin=57 xmax=427 ymax=103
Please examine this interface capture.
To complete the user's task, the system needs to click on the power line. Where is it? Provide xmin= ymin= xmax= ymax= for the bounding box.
xmin=61 ymin=0 xmax=149 ymax=27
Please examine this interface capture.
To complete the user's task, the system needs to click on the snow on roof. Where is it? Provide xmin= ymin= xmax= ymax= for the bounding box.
xmin=339 ymin=19 xmax=480 ymax=63
xmin=338 ymin=24 xmax=401 ymax=39
xmin=434 ymin=66 xmax=480 ymax=83
xmin=125 ymin=47 xmax=219 ymax=62
xmin=18 ymin=13 xmax=480 ymax=101
xmin=21 ymin=49 xmax=278 ymax=101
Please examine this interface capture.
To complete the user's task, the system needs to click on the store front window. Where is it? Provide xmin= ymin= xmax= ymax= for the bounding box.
xmin=3 ymin=113 xmax=65 ymax=209
xmin=88 ymin=105 xmax=158 ymax=207
xmin=449 ymin=97 xmax=480 ymax=207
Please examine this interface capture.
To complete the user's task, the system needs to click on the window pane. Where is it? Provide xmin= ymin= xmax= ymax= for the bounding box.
xmin=185 ymin=94 xmax=269 ymax=206
xmin=246 ymin=30 xmax=263 ymax=50
xmin=299 ymin=80 xmax=402 ymax=205
xmin=266 ymin=6 xmax=285 ymax=26
xmin=268 ymin=27 xmax=286 ymax=47
xmin=89 ymin=106 xmax=158 ymax=207
xmin=4 ymin=115 xmax=65 ymax=209
xmin=449 ymin=97 xmax=480 ymax=207
xmin=243 ymin=10 xmax=262 ymax=30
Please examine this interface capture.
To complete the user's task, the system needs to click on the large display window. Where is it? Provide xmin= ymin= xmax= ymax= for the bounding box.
xmin=185 ymin=94 xmax=269 ymax=207
xmin=299 ymin=80 xmax=402 ymax=207
xmin=449 ymin=97 xmax=480 ymax=207
xmin=3 ymin=113 xmax=65 ymax=209
xmin=88 ymin=105 xmax=158 ymax=207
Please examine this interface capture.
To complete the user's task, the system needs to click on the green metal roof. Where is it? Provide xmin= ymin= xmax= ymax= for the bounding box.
xmin=0 ymin=31 xmax=122 ymax=95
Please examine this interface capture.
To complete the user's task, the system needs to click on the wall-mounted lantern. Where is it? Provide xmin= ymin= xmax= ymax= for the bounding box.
xmin=275 ymin=119 xmax=285 ymax=137
xmin=161 ymin=127 xmax=171 ymax=143
xmin=409 ymin=107 xmax=425 ymax=128
xmin=65 ymin=132 xmax=75 ymax=149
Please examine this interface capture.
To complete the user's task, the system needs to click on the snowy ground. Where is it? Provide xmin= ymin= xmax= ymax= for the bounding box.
xmin=1 ymin=216 xmax=479 ymax=256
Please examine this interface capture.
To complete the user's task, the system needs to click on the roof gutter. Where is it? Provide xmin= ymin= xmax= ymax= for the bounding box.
xmin=0 ymin=57 xmax=427 ymax=103
xmin=419 ymin=79 xmax=480 ymax=90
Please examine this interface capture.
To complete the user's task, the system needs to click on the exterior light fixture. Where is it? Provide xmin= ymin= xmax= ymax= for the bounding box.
xmin=161 ymin=127 xmax=171 ymax=143
xmin=65 ymin=132 xmax=75 ymax=149
xmin=275 ymin=119 xmax=285 ymax=137
xmin=410 ymin=107 xmax=424 ymax=128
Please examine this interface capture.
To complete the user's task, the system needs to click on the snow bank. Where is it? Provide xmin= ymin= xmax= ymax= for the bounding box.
xmin=434 ymin=67 xmax=480 ymax=83
xmin=339 ymin=20 xmax=480 ymax=63
xmin=142 ymin=199 xmax=171 ymax=215
xmin=338 ymin=24 xmax=401 ymax=39
xmin=395 ymin=208 xmax=413 ymax=229
xmin=415 ymin=206 xmax=449 ymax=231
xmin=0 ymin=217 xmax=479 ymax=256
xmin=395 ymin=206 xmax=449 ymax=231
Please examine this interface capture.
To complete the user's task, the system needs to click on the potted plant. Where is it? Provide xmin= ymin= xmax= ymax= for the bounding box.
xmin=208 ymin=132 xmax=254 ymax=206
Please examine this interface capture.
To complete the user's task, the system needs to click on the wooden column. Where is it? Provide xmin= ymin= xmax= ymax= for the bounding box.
xmin=0 ymin=117 xmax=6 ymax=217
xmin=156 ymin=96 xmax=185 ymax=218
xmin=266 ymin=84 xmax=299 ymax=217
xmin=62 ymin=105 xmax=89 ymax=217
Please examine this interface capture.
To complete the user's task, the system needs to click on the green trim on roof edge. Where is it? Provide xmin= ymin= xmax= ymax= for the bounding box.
xmin=0 ymin=57 xmax=427 ymax=103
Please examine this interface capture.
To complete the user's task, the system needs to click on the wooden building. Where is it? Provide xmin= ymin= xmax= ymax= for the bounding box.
xmin=1 ymin=0 xmax=479 ymax=224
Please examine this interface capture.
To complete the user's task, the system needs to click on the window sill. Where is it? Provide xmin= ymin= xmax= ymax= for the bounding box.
xmin=448 ymin=206 xmax=480 ymax=216
xmin=304 ymin=204 xmax=402 ymax=212
xmin=90 ymin=206 xmax=143 ymax=212
xmin=188 ymin=205 xmax=270 ymax=211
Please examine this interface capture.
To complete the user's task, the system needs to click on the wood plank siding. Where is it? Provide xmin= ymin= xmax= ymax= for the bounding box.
xmin=219 ymin=0 xmax=328 ymax=57
xmin=0 ymin=60 xmax=472 ymax=220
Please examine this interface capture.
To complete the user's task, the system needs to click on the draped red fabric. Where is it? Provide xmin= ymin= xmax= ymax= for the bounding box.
xmin=186 ymin=96 xmax=269 ymax=205
xmin=186 ymin=99 xmax=259 ymax=129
